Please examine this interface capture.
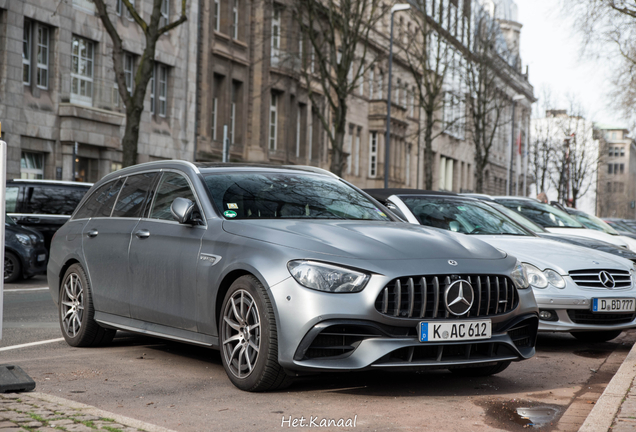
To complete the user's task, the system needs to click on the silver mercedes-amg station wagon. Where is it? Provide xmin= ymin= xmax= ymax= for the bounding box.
xmin=48 ymin=161 xmax=539 ymax=391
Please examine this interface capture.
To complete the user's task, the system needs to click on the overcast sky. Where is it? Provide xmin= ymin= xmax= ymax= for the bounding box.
xmin=516 ymin=0 xmax=623 ymax=127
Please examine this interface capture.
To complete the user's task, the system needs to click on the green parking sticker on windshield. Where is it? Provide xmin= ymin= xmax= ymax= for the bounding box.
xmin=457 ymin=206 xmax=467 ymax=211
xmin=224 ymin=210 xmax=237 ymax=218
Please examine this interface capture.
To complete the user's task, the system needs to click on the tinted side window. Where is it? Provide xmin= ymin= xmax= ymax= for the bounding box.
xmin=24 ymin=186 xmax=88 ymax=215
xmin=74 ymin=180 xmax=124 ymax=219
xmin=150 ymin=172 xmax=197 ymax=221
xmin=5 ymin=187 xmax=19 ymax=213
xmin=112 ymin=173 xmax=157 ymax=218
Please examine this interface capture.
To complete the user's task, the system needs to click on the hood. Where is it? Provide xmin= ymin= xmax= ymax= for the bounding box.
xmin=619 ymin=235 xmax=636 ymax=252
xmin=538 ymin=233 xmax=636 ymax=260
xmin=545 ymin=227 xmax=629 ymax=249
xmin=222 ymin=220 xmax=507 ymax=261
xmin=477 ymin=236 xmax=632 ymax=274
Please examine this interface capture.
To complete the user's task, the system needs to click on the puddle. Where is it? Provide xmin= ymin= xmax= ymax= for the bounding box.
xmin=480 ymin=399 xmax=562 ymax=430
xmin=573 ymin=350 xmax=612 ymax=359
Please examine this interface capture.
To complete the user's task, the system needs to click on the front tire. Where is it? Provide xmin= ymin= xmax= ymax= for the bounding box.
xmin=4 ymin=251 xmax=21 ymax=283
xmin=220 ymin=275 xmax=292 ymax=391
xmin=449 ymin=361 xmax=511 ymax=377
xmin=59 ymin=263 xmax=116 ymax=347
xmin=571 ymin=330 xmax=622 ymax=343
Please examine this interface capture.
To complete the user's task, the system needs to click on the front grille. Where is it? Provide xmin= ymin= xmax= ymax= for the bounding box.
xmin=569 ymin=269 xmax=632 ymax=289
xmin=374 ymin=342 xmax=517 ymax=365
xmin=568 ymin=309 xmax=636 ymax=325
xmin=375 ymin=275 xmax=518 ymax=319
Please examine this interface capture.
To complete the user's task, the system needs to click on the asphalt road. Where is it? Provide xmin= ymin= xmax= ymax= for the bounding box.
xmin=2 ymin=276 xmax=634 ymax=432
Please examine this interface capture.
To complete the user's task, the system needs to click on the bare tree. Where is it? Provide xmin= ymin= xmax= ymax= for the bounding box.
xmin=402 ymin=1 xmax=460 ymax=189
xmin=293 ymin=0 xmax=381 ymax=177
xmin=464 ymin=6 xmax=509 ymax=193
xmin=529 ymin=87 xmax=558 ymax=196
xmin=93 ymin=0 xmax=188 ymax=167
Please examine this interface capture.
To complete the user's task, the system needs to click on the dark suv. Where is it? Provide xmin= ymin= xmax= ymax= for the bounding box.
xmin=6 ymin=179 xmax=92 ymax=250
xmin=5 ymin=215 xmax=47 ymax=282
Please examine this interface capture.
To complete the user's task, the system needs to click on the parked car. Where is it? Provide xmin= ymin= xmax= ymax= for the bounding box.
xmin=604 ymin=218 xmax=636 ymax=237
xmin=5 ymin=215 xmax=47 ymax=283
xmin=493 ymin=197 xmax=630 ymax=249
xmin=6 ymin=179 xmax=92 ymax=250
xmin=48 ymin=161 xmax=539 ymax=391
xmin=366 ymin=189 xmax=636 ymax=343
xmin=564 ymin=208 xmax=636 ymax=249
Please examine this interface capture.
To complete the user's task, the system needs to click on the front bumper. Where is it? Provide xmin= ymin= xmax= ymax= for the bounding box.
xmin=270 ymin=275 xmax=539 ymax=372
xmin=17 ymin=246 xmax=48 ymax=278
xmin=534 ymin=292 xmax=636 ymax=332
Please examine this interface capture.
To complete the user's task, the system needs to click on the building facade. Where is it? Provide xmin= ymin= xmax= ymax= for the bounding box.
xmin=0 ymin=0 xmax=198 ymax=182
xmin=595 ymin=125 xmax=636 ymax=219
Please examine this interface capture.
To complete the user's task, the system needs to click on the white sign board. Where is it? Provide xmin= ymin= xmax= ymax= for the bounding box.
xmin=0 ymin=139 xmax=6 ymax=340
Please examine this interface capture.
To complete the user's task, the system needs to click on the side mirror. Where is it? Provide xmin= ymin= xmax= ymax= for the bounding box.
xmin=171 ymin=197 xmax=196 ymax=224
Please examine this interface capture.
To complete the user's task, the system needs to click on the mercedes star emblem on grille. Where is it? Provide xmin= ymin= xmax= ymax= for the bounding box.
xmin=448 ymin=260 xmax=458 ymax=266
xmin=599 ymin=271 xmax=616 ymax=289
xmin=445 ymin=280 xmax=474 ymax=316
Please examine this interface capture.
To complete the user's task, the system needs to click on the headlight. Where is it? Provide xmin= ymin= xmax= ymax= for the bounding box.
xmin=510 ymin=260 xmax=530 ymax=289
xmin=287 ymin=260 xmax=370 ymax=293
xmin=15 ymin=233 xmax=31 ymax=246
xmin=523 ymin=263 xmax=548 ymax=288
xmin=28 ymin=234 xmax=39 ymax=243
xmin=544 ymin=269 xmax=566 ymax=289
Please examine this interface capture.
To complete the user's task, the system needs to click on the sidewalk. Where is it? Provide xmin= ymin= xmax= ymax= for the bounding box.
xmin=579 ymin=340 xmax=636 ymax=432
xmin=0 ymin=392 xmax=176 ymax=432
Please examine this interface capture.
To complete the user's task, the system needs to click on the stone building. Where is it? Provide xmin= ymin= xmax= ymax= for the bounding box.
xmin=0 ymin=0 xmax=198 ymax=182
xmin=595 ymin=125 xmax=636 ymax=219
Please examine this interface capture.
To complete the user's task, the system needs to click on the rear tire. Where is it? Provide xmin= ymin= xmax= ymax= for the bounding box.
xmin=4 ymin=251 xmax=21 ymax=283
xmin=59 ymin=263 xmax=116 ymax=347
xmin=571 ymin=330 xmax=622 ymax=343
xmin=219 ymin=275 xmax=293 ymax=392
xmin=449 ymin=361 xmax=511 ymax=377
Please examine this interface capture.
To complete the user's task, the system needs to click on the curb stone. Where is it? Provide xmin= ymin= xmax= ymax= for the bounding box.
xmin=0 ymin=392 xmax=177 ymax=432
xmin=579 ymin=341 xmax=636 ymax=432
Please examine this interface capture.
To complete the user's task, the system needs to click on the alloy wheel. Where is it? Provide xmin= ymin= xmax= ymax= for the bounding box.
xmin=4 ymin=256 xmax=14 ymax=281
xmin=61 ymin=273 xmax=85 ymax=338
xmin=221 ymin=289 xmax=261 ymax=379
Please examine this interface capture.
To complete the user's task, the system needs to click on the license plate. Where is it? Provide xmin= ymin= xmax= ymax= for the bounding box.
xmin=418 ymin=320 xmax=491 ymax=342
xmin=592 ymin=298 xmax=636 ymax=313
xmin=37 ymin=254 xmax=46 ymax=262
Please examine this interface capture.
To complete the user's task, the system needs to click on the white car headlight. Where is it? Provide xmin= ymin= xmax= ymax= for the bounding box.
xmin=510 ymin=260 xmax=530 ymax=289
xmin=544 ymin=269 xmax=566 ymax=289
xmin=15 ymin=233 xmax=31 ymax=246
xmin=287 ymin=260 xmax=370 ymax=293
xmin=523 ymin=263 xmax=548 ymax=288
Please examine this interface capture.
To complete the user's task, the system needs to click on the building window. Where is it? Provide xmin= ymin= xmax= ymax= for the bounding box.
xmin=409 ymin=88 xmax=415 ymax=117
xmin=230 ymin=81 xmax=241 ymax=144
xmin=160 ymin=0 xmax=169 ymax=27
xmin=369 ymin=132 xmax=378 ymax=177
xmin=232 ymin=0 xmax=239 ymax=39
xmin=125 ymin=0 xmax=136 ymax=21
xmin=358 ymin=63 xmax=365 ymax=96
xmin=214 ymin=0 xmax=220 ymax=31
xmin=124 ymin=53 xmax=134 ymax=95
xmin=296 ymin=105 xmax=302 ymax=157
xmin=609 ymin=146 xmax=614 ymax=157
xmin=269 ymin=93 xmax=278 ymax=150
xmin=620 ymin=163 xmax=625 ymax=174
xmin=116 ymin=0 xmax=122 ymax=15
xmin=608 ymin=163 xmax=613 ymax=174
xmin=271 ymin=6 xmax=281 ymax=61
xmin=158 ymin=64 xmax=168 ymax=117
xmin=20 ymin=152 xmax=44 ymax=179
xmin=369 ymin=68 xmax=374 ymax=99
xmin=620 ymin=147 xmax=625 ymax=157
xmin=150 ymin=68 xmax=155 ymax=114
xmin=36 ymin=26 xmax=49 ymax=89
xmin=346 ymin=126 xmax=353 ymax=174
xmin=354 ymin=129 xmax=361 ymax=176
xmin=395 ymin=78 xmax=401 ymax=105
xmin=378 ymin=70 xmax=384 ymax=100
xmin=71 ymin=36 xmax=94 ymax=106
xmin=310 ymin=45 xmax=315 ymax=73
xmin=23 ymin=21 xmax=31 ymax=85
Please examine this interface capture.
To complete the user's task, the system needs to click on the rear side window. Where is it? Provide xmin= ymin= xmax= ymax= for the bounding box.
xmin=23 ymin=186 xmax=88 ymax=215
xmin=73 ymin=180 xmax=124 ymax=219
xmin=112 ymin=173 xmax=157 ymax=218
xmin=150 ymin=172 xmax=197 ymax=221
xmin=5 ymin=187 xmax=19 ymax=213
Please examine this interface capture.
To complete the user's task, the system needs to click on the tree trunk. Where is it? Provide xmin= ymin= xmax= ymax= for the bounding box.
xmin=423 ymin=108 xmax=434 ymax=190
xmin=329 ymin=102 xmax=348 ymax=177
xmin=122 ymin=104 xmax=144 ymax=167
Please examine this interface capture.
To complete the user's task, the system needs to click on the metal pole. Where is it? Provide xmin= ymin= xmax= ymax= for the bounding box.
xmin=384 ymin=14 xmax=395 ymax=189
xmin=0 ymin=132 xmax=6 ymax=340
xmin=222 ymin=125 xmax=229 ymax=163
xmin=508 ymin=101 xmax=516 ymax=195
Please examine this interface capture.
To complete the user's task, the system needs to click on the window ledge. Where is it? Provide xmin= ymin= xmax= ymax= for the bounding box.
xmin=59 ymin=103 xmax=125 ymax=125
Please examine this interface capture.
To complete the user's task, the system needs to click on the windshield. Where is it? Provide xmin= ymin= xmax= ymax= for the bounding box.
xmin=400 ymin=197 xmax=530 ymax=235
xmin=495 ymin=199 xmax=584 ymax=228
xmin=607 ymin=220 xmax=636 ymax=234
xmin=571 ymin=212 xmax=620 ymax=235
xmin=203 ymin=172 xmax=392 ymax=221
xmin=487 ymin=202 xmax=546 ymax=234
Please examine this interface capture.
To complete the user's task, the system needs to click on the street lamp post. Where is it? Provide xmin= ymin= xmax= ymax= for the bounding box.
xmin=384 ymin=3 xmax=411 ymax=189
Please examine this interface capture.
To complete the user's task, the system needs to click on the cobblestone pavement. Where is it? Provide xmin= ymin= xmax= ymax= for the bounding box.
xmin=0 ymin=393 xmax=174 ymax=432
xmin=611 ymin=377 xmax=636 ymax=432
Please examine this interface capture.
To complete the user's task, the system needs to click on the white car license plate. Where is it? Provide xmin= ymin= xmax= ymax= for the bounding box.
xmin=37 ymin=254 xmax=46 ymax=262
xmin=418 ymin=320 xmax=491 ymax=342
xmin=592 ymin=298 xmax=636 ymax=313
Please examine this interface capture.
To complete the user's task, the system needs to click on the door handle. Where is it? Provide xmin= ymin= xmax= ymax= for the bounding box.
xmin=135 ymin=229 xmax=150 ymax=239
xmin=87 ymin=229 xmax=99 ymax=237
